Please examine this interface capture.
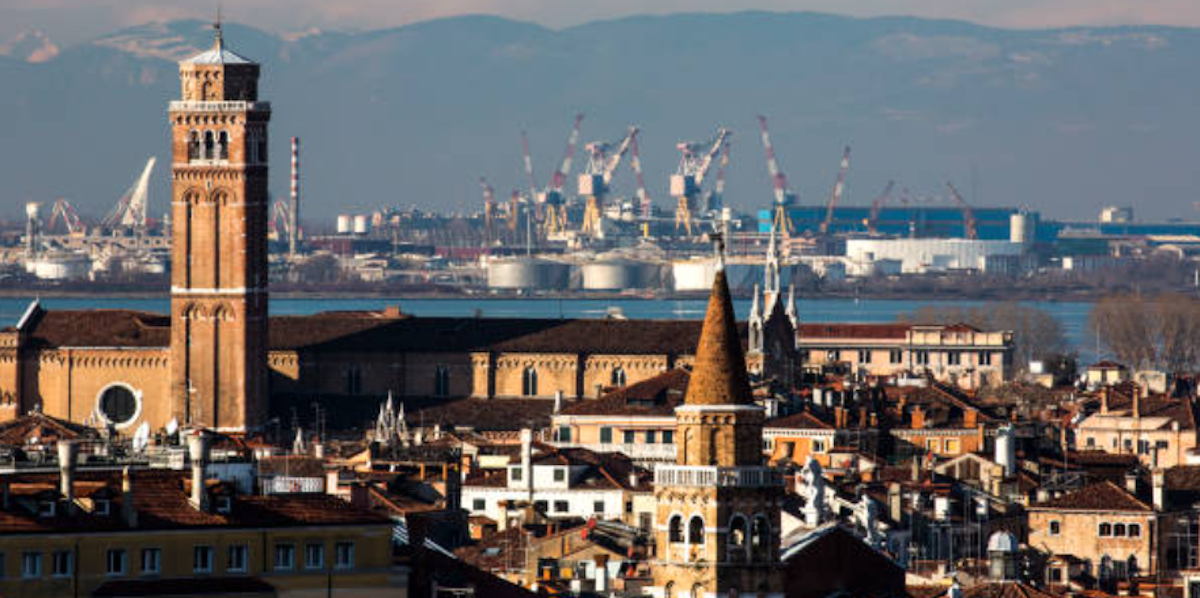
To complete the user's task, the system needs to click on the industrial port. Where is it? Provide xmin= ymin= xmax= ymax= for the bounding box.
xmin=5 ymin=115 xmax=1200 ymax=297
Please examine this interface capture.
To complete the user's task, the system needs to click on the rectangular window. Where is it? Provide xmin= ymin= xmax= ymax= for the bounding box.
xmin=599 ymin=427 xmax=613 ymax=444
xmin=274 ymin=544 xmax=295 ymax=571
xmin=106 ymin=549 xmax=126 ymax=576
xmin=534 ymin=500 xmax=547 ymax=513
xmin=554 ymin=500 xmax=568 ymax=513
xmin=52 ymin=551 xmax=72 ymax=577
xmin=305 ymin=543 xmax=324 ymax=570
xmin=1049 ymin=568 xmax=1062 ymax=582
xmin=335 ymin=542 xmax=355 ymax=570
xmin=945 ymin=439 xmax=961 ymax=455
xmin=593 ymin=500 xmax=605 ymax=514
xmin=948 ymin=352 xmax=961 ymax=366
xmin=1049 ymin=520 xmax=1061 ymax=536
xmin=926 ymin=438 xmax=941 ymax=453
xmin=812 ymin=440 xmax=827 ymax=453
xmin=916 ymin=351 xmax=930 ymax=365
xmin=827 ymin=350 xmax=840 ymax=362
xmin=623 ymin=430 xmax=635 ymax=444
xmin=472 ymin=498 xmax=485 ymax=511
xmin=662 ymin=430 xmax=674 ymax=445
xmin=890 ymin=349 xmax=903 ymax=364
xmin=227 ymin=545 xmax=248 ymax=573
xmin=22 ymin=552 xmax=41 ymax=579
xmin=799 ymin=349 xmax=810 ymax=362
xmin=980 ymin=352 xmax=993 ymax=366
xmin=857 ymin=349 xmax=871 ymax=363
xmin=510 ymin=467 xmax=522 ymax=482
xmin=645 ymin=430 xmax=657 ymax=444
xmin=193 ymin=546 xmax=213 ymax=573
xmin=557 ymin=426 xmax=571 ymax=442
xmin=1086 ymin=437 xmax=1096 ymax=448
xmin=553 ymin=468 xmax=566 ymax=482
xmin=141 ymin=548 xmax=161 ymax=575
xmin=95 ymin=499 xmax=111 ymax=516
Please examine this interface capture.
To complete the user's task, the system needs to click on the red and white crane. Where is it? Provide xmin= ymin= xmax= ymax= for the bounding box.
xmin=628 ymin=130 xmax=652 ymax=219
xmin=819 ymin=146 xmax=851 ymax=235
xmin=47 ymin=198 xmax=85 ymax=235
xmin=757 ymin=115 xmax=797 ymax=234
xmin=543 ymin=113 xmax=584 ymax=234
xmin=704 ymin=140 xmax=731 ymax=215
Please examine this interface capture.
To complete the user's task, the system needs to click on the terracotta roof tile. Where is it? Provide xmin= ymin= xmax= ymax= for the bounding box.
xmin=684 ymin=270 xmax=753 ymax=406
xmin=558 ymin=369 xmax=689 ymax=417
xmin=1030 ymin=480 xmax=1152 ymax=512
xmin=765 ymin=411 xmax=834 ymax=430
xmin=799 ymin=323 xmax=910 ymax=340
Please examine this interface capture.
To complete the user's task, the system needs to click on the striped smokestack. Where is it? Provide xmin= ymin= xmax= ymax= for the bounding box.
xmin=289 ymin=137 xmax=299 ymax=257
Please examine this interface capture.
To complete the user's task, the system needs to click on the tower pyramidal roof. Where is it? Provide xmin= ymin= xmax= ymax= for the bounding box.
xmin=183 ymin=19 xmax=254 ymax=65
xmin=683 ymin=268 xmax=754 ymax=406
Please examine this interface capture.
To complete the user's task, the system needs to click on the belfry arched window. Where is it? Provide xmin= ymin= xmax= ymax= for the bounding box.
xmin=203 ymin=131 xmax=215 ymax=160
xmin=522 ymin=367 xmax=538 ymax=397
xmin=688 ymin=516 xmax=705 ymax=545
xmin=752 ymin=515 xmax=770 ymax=559
xmin=187 ymin=131 xmax=200 ymax=161
xmin=611 ymin=367 xmax=627 ymax=387
xmin=668 ymin=515 xmax=683 ymax=543
xmin=217 ymin=131 xmax=229 ymax=161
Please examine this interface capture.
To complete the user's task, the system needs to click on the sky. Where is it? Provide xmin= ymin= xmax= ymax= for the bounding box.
xmin=3 ymin=0 xmax=1200 ymax=45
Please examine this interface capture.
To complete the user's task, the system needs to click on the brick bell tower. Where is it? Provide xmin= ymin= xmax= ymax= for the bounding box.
xmin=652 ymin=261 xmax=784 ymax=597
xmin=168 ymin=22 xmax=270 ymax=432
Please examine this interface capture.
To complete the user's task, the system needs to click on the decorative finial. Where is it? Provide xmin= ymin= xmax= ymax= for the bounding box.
xmin=212 ymin=4 xmax=224 ymax=48
xmin=713 ymin=231 xmax=726 ymax=272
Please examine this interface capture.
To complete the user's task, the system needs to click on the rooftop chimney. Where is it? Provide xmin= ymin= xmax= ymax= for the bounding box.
xmin=520 ymin=428 xmax=534 ymax=499
xmin=121 ymin=466 xmax=138 ymax=527
xmin=188 ymin=431 xmax=210 ymax=511
xmin=1125 ymin=470 xmax=1138 ymax=495
xmin=1153 ymin=469 xmax=1166 ymax=511
xmin=57 ymin=440 xmax=78 ymax=511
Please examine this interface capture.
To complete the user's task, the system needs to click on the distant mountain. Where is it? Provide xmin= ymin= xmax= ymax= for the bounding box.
xmin=0 ymin=30 xmax=60 ymax=63
xmin=1 ymin=13 xmax=1197 ymax=223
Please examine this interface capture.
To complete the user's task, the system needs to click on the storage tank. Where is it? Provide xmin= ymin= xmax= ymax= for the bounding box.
xmin=582 ymin=261 xmax=643 ymax=291
xmin=1010 ymin=211 xmax=1036 ymax=245
xmin=487 ymin=258 xmax=570 ymax=290
xmin=672 ymin=259 xmax=717 ymax=292
xmin=336 ymin=215 xmax=352 ymax=234
xmin=352 ymin=215 xmax=370 ymax=235
xmin=29 ymin=251 xmax=91 ymax=281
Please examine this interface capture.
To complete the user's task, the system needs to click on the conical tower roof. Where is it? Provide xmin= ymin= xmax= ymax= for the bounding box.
xmin=683 ymin=269 xmax=754 ymax=406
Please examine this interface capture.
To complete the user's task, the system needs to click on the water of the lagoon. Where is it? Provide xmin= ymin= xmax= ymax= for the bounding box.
xmin=0 ymin=296 xmax=1099 ymax=362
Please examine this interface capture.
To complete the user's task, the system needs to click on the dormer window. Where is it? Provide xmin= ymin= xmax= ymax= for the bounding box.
xmin=215 ymin=496 xmax=232 ymax=514
xmin=95 ymin=499 xmax=111 ymax=516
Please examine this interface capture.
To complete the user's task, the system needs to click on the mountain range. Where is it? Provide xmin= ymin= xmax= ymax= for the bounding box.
xmin=1 ymin=12 xmax=1197 ymax=224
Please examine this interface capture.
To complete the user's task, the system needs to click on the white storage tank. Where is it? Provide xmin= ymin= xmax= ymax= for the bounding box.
xmin=336 ymin=215 xmax=352 ymax=234
xmin=1010 ymin=211 xmax=1035 ymax=245
xmin=487 ymin=258 xmax=570 ymax=290
xmin=672 ymin=259 xmax=717 ymax=292
xmin=29 ymin=251 xmax=91 ymax=281
xmin=582 ymin=261 xmax=643 ymax=290
xmin=352 ymin=215 xmax=370 ymax=235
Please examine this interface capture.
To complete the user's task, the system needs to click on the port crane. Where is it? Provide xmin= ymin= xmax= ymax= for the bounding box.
xmin=578 ymin=126 xmax=637 ymax=236
xmin=702 ymin=140 xmax=731 ymax=216
xmin=756 ymin=115 xmax=797 ymax=234
xmin=671 ymin=128 xmax=730 ymax=236
xmin=101 ymin=157 xmax=156 ymax=233
xmin=629 ymin=130 xmax=652 ymax=219
xmin=819 ymin=146 xmax=851 ymax=234
xmin=479 ymin=176 xmax=497 ymax=237
xmin=945 ymin=181 xmax=979 ymax=240
xmin=47 ymin=198 xmax=85 ymax=235
xmin=864 ymin=180 xmax=896 ymax=234
xmin=542 ymin=113 xmax=584 ymax=235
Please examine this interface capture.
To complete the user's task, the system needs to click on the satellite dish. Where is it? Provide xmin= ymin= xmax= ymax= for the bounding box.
xmin=165 ymin=418 xmax=179 ymax=436
xmin=132 ymin=422 xmax=150 ymax=453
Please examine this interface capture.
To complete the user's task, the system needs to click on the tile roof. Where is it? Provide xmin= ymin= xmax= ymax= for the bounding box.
xmin=1030 ymin=480 xmax=1152 ymax=512
xmin=952 ymin=582 xmax=1064 ymax=598
xmin=557 ymin=369 xmax=689 ymax=417
xmin=799 ymin=323 xmax=910 ymax=340
xmin=463 ymin=446 xmax=650 ymax=492
xmin=16 ymin=309 xmax=170 ymax=349
xmin=684 ymin=270 xmax=754 ymax=406
xmin=765 ymin=411 xmax=834 ymax=430
xmin=0 ymin=412 xmax=93 ymax=446
xmin=0 ymin=470 xmax=391 ymax=534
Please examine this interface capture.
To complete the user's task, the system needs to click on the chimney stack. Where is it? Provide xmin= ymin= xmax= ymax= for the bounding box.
xmin=520 ymin=428 xmax=534 ymax=499
xmin=887 ymin=483 xmax=903 ymax=524
xmin=188 ymin=431 xmax=210 ymax=511
xmin=57 ymin=440 xmax=78 ymax=511
xmin=1153 ymin=469 xmax=1166 ymax=511
xmin=1125 ymin=470 xmax=1138 ymax=495
xmin=121 ymin=466 xmax=137 ymax=527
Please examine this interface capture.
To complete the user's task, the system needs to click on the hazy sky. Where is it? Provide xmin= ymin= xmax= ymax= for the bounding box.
xmin=3 ymin=0 xmax=1200 ymax=45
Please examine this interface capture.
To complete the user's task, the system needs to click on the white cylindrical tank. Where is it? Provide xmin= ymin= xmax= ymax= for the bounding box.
xmin=487 ymin=258 xmax=570 ymax=290
xmin=672 ymin=259 xmax=717 ymax=292
xmin=336 ymin=215 xmax=352 ymax=234
xmin=352 ymin=215 xmax=370 ymax=235
xmin=1010 ymin=212 xmax=1035 ymax=245
xmin=995 ymin=424 xmax=1016 ymax=476
xmin=582 ymin=261 xmax=643 ymax=291
xmin=30 ymin=252 xmax=91 ymax=281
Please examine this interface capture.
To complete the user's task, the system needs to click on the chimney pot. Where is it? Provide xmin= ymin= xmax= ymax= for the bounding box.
xmin=57 ymin=440 xmax=79 ymax=510
xmin=188 ymin=431 xmax=210 ymax=511
xmin=121 ymin=466 xmax=138 ymax=527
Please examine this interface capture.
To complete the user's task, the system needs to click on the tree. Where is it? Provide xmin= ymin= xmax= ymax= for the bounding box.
xmin=1091 ymin=293 xmax=1200 ymax=373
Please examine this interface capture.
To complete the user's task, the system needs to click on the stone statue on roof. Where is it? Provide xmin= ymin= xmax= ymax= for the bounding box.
xmin=800 ymin=456 xmax=828 ymax=526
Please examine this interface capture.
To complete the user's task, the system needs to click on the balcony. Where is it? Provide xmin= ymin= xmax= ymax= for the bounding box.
xmin=654 ymin=465 xmax=784 ymax=488
xmin=169 ymin=100 xmax=271 ymax=113
xmin=552 ymin=442 xmax=677 ymax=462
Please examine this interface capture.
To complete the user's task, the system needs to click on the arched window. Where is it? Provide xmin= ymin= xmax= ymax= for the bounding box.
xmin=1129 ymin=523 xmax=1141 ymax=538
xmin=522 ymin=367 xmax=538 ymax=397
xmin=434 ymin=365 xmax=450 ymax=397
xmin=728 ymin=515 xmax=747 ymax=561
xmin=688 ymin=516 xmax=705 ymax=545
xmin=1099 ymin=522 xmax=1112 ymax=537
xmin=611 ymin=367 xmax=627 ymax=387
xmin=187 ymin=131 xmax=200 ymax=161
xmin=664 ymin=581 xmax=675 ymax=598
xmin=217 ymin=131 xmax=229 ymax=161
xmin=1113 ymin=523 xmax=1126 ymax=537
xmin=203 ymin=131 xmax=215 ymax=160
xmin=752 ymin=515 xmax=770 ymax=557
xmin=668 ymin=515 xmax=683 ymax=543
xmin=691 ymin=583 xmax=704 ymax=597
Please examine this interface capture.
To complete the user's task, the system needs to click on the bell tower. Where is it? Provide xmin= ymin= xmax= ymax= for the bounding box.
xmin=652 ymin=263 xmax=784 ymax=597
xmin=167 ymin=23 xmax=270 ymax=431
